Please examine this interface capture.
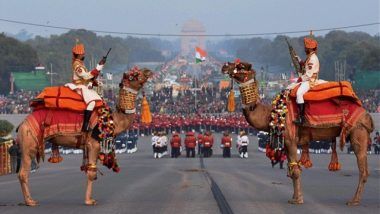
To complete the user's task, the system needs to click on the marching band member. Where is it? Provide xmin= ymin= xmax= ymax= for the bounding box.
xmin=238 ymin=131 xmax=249 ymax=158
xmin=184 ymin=131 xmax=196 ymax=158
xmin=170 ymin=132 xmax=181 ymax=158
xmin=203 ymin=131 xmax=214 ymax=158
xmin=221 ymin=131 xmax=232 ymax=158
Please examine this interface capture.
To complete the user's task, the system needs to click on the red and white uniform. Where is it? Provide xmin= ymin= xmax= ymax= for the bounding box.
xmin=197 ymin=134 xmax=204 ymax=145
xmin=221 ymin=136 xmax=232 ymax=148
xmin=203 ymin=135 xmax=214 ymax=148
xmin=170 ymin=134 xmax=182 ymax=148
xmin=185 ymin=133 xmax=197 ymax=149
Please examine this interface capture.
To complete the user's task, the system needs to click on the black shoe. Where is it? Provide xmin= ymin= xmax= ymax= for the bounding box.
xmin=81 ymin=110 xmax=93 ymax=132
xmin=294 ymin=104 xmax=305 ymax=125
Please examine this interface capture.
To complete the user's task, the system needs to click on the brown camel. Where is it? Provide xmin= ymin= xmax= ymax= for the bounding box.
xmin=221 ymin=61 xmax=374 ymax=205
xmin=16 ymin=68 xmax=152 ymax=206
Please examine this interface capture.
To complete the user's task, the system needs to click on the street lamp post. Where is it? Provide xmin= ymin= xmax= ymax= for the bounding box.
xmin=46 ymin=63 xmax=58 ymax=86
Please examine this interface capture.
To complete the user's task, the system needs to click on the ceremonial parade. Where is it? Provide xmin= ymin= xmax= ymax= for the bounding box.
xmin=0 ymin=1 xmax=379 ymax=214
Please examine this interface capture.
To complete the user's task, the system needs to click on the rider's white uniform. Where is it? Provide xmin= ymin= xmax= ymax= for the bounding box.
xmin=65 ymin=59 xmax=102 ymax=110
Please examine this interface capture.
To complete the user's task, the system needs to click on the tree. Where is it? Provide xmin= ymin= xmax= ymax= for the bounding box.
xmin=0 ymin=33 xmax=38 ymax=94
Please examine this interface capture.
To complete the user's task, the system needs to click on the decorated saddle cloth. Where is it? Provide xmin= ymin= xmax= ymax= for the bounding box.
xmin=31 ymin=86 xmax=104 ymax=112
xmin=25 ymin=108 xmax=98 ymax=141
xmin=24 ymin=106 xmax=115 ymax=163
xmin=288 ymin=81 xmax=364 ymax=128
xmin=270 ymin=81 xmax=366 ymax=146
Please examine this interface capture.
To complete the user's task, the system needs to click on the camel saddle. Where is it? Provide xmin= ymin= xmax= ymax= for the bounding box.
xmin=285 ymin=81 xmax=366 ymax=142
xmin=289 ymin=81 xmax=361 ymax=106
xmin=30 ymin=86 xmax=104 ymax=112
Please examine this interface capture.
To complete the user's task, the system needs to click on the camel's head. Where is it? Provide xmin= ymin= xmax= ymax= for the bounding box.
xmin=221 ymin=60 xmax=255 ymax=84
xmin=118 ymin=66 xmax=153 ymax=113
xmin=120 ymin=66 xmax=153 ymax=91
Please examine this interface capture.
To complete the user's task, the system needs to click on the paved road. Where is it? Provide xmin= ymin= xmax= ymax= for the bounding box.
xmin=0 ymin=134 xmax=379 ymax=214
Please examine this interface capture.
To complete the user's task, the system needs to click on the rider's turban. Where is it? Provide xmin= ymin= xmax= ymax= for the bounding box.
xmin=72 ymin=40 xmax=85 ymax=55
xmin=304 ymin=37 xmax=318 ymax=49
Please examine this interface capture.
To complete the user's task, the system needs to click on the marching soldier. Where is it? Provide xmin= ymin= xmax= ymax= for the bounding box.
xmin=170 ymin=132 xmax=182 ymax=158
xmin=221 ymin=132 xmax=232 ymax=158
xmin=152 ymin=131 xmax=159 ymax=158
xmin=203 ymin=131 xmax=214 ymax=158
xmin=238 ymin=131 xmax=249 ymax=158
xmin=184 ymin=131 xmax=196 ymax=158
xmin=65 ymin=41 xmax=106 ymax=133
xmin=197 ymin=132 xmax=204 ymax=155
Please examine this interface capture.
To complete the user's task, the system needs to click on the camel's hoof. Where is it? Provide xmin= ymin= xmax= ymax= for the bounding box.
xmin=328 ymin=163 xmax=341 ymax=171
xmin=288 ymin=198 xmax=304 ymax=205
xmin=85 ymin=199 xmax=97 ymax=206
xmin=346 ymin=200 xmax=360 ymax=206
xmin=25 ymin=199 xmax=39 ymax=206
xmin=302 ymin=160 xmax=313 ymax=168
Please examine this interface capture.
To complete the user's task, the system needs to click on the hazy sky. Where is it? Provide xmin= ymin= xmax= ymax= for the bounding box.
xmin=0 ymin=0 xmax=379 ymax=39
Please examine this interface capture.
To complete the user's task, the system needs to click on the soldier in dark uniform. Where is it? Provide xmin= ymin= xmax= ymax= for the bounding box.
xmin=8 ymin=140 xmax=20 ymax=174
xmin=374 ymin=132 xmax=380 ymax=155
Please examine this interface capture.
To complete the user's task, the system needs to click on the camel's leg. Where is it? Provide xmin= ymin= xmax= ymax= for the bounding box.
xmin=347 ymin=127 xmax=369 ymax=206
xmin=17 ymin=125 xmax=39 ymax=206
xmin=287 ymin=142 xmax=304 ymax=204
xmin=299 ymin=143 xmax=312 ymax=168
xmin=328 ymin=138 xmax=341 ymax=171
xmin=84 ymin=139 xmax=100 ymax=205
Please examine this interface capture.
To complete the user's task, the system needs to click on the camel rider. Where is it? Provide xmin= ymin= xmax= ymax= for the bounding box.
xmin=294 ymin=36 xmax=320 ymax=124
xmin=65 ymin=41 xmax=106 ymax=133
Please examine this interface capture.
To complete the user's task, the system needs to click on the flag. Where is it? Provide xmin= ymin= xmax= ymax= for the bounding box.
xmin=106 ymin=73 xmax=113 ymax=80
xmin=195 ymin=47 xmax=207 ymax=63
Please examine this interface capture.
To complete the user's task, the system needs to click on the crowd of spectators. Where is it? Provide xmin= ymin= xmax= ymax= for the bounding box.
xmin=0 ymin=90 xmax=39 ymax=114
xmin=148 ymin=86 xmax=237 ymax=114
xmin=357 ymin=90 xmax=380 ymax=113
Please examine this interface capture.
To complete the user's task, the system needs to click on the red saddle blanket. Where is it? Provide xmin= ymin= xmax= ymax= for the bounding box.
xmin=285 ymin=96 xmax=366 ymax=144
xmin=31 ymin=86 xmax=104 ymax=112
xmin=25 ymin=108 xmax=98 ymax=141
xmin=289 ymin=81 xmax=362 ymax=105
xmin=284 ymin=81 xmax=366 ymax=143
xmin=287 ymin=98 xmax=365 ymax=128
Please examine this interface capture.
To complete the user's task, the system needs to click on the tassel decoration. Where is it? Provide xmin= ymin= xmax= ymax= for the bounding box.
xmin=227 ymin=80 xmax=235 ymax=112
xmin=141 ymin=91 xmax=152 ymax=124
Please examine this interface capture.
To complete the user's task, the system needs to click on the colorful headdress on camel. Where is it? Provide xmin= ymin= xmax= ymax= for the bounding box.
xmin=304 ymin=31 xmax=318 ymax=49
xmin=72 ymin=39 xmax=85 ymax=55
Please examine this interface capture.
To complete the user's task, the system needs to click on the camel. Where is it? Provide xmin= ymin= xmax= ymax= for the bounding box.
xmin=16 ymin=68 xmax=152 ymax=206
xmin=221 ymin=61 xmax=374 ymax=205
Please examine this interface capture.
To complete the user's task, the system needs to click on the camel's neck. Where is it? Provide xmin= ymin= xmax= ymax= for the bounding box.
xmin=111 ymin=87 xmax=138 ymax=136
xmin=237 ymin=77 xmax=271 ymax=132
xmin=112 ymin=110 xmax=135 ymax=136
xmin=242 ymin=102 xmax=271 ymax=132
